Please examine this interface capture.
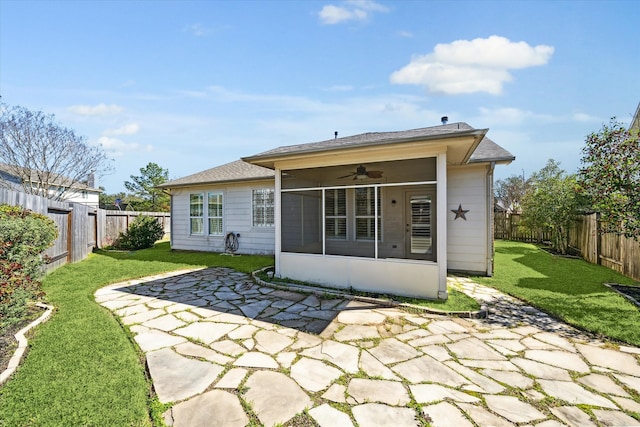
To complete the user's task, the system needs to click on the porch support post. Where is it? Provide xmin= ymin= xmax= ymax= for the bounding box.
xmin=275 ymin=167 xmax=282 ymax=276
xmin=437 ymin=152 xmax=448 ymax=299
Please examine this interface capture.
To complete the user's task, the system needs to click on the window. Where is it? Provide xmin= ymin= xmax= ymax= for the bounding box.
xmin=190 ymin=193 xmax=204 ymax=234
xmin=325 ymin=188 xmax=346 ymax=239
xmin=208 ymin=192 xmax=223 ymax=235
xmin=252 ymin=189 xmax=275 ymax=227
xmin=355 ymin=187 xmax=381 ymax=240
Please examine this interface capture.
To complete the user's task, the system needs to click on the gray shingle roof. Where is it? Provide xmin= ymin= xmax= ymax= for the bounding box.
xmin=470 ymin=136 xmax=516 ymax=163
xmin=243 ymin=122 xmax=514 ymax=165
xmin=244 ymin=122 xmax=487 ymax=161
xmin=161 ymin=122 xmax=514 ymax=188
xmin=158 ymin=160 xmax=275 ymax=188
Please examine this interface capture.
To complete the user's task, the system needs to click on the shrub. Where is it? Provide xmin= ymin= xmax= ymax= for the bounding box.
xmin=0 ymin=205 xmax=57 ymax=331
xmin=113 ymin=215 xmax=164 ymax=250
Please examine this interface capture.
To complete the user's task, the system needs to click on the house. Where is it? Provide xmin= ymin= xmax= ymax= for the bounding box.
xmin=157 ymin=160 xmax=276 ymax=254
xmin=0 ymin=163 xmax=102 ymax=208
xmin=160 ymin=122 xmax=514 ymax=299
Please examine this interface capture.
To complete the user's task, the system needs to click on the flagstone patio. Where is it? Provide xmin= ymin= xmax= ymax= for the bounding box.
xmin=95 ymin=267 xmax=640 ymax=427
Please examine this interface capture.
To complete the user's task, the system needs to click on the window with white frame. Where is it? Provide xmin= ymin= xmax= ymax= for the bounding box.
xmin=190 ymin=193 xmax=204 ymax=234
xmin=325 ymin=188 xmax=346 ymax=239
xmin=208 ymin=192 xmax=223 ymax=235
xmin=355 ymin=187 xmax=381 ymax=240
xmin=252 ymin=188 xmax=275 ymax=227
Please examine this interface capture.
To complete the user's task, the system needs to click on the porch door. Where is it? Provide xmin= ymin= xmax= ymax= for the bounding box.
xmin=405 ymin=189 xmax=436 ymax=261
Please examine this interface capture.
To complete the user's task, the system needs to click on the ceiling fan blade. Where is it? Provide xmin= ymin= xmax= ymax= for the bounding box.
xmin=337 ymin=173 xmax=355 ymax=179
xmin=366 ymin=170 xmax=383 ymax=179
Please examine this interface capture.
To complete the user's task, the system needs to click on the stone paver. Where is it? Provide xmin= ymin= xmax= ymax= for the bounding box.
xmin=290 ymin=357 xmax=342 ymax=392
xmin=96 ymin=269 xmax=640 ymax=427
xmin=244 ymin=371 xmax=312 ymax=427
xmin=169 ymin=390 xmax=248 ymax=427
xmin=309 ymin=403 xmax=354 ymax=427
xmin=484 ymin=395 xmax=546 ymax=423
xmin=352 ymin=403 xmax=418 ymax=427
xmin=423 ymin=401 xmax=474 ymax=427
xmin=146 ymin=347 xmax=223 ymax=403
xmin=347 ymin=378 xmax=410 ymax=406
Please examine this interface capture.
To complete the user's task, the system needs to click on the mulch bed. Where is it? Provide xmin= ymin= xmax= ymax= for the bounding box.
xmin=0 ymin=307 xmax=42 ymax=374
xmin=610 ymin=284 xmax=640 ymax=307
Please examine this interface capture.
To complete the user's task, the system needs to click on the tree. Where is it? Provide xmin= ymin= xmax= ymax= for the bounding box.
xmin=495 ymin=173 xmax=529 ymax=213
xmin=124 ymin=162 xmax=170 ymax=211
xmin=579 ymin=118 xmax=640 ymax=239
xmin=521 ymin=159 xmax=580 ymax=254
xmin=0 ymin=103 xmax=113 ymax=201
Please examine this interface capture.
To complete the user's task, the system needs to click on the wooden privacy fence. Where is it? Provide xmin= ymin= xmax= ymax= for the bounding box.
xmin=0 ymin=188 xmax=170 ymax=272
xmin=496 ymin=212 xmax=640 ymax=281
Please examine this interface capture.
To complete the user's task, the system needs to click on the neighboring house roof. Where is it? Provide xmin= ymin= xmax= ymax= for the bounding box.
xmin=158 ymin=159 xmax=275 ymax=188
xmin=0 ymin=163 xmax=102 ymax=192
xmin=243 ymin=122 xmax=514 ymax=166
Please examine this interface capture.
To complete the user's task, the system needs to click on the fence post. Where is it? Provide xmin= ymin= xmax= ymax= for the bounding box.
xmin=66 ymin=208 xmax=73 ymax=263
xmin=596 ymin=213 xmax=601 ymax=265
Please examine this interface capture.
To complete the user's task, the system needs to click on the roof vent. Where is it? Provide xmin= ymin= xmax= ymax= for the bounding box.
xmin=441 ymin=116 xmax=448 ymax=125
xmin=334 ymin=131 xmax=338 ymax=139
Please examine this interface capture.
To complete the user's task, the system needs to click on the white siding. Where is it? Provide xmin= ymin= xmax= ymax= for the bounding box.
xmin=169 ymin=180 xmax=275 ymax=255
xmin=447 ymin=164 xmax=490 ymax=274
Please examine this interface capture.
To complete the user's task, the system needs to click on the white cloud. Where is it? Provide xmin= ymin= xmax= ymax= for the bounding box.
xmin=572 ymin=112 xmax=600 ymax=122
xmin=319 ymin=0 xmax=389 ymax=25
xmin=390 ymin=35 xmax=554 ymax=95
xmin=397 ymin=30 xmax=413 ymax=38
xmin=323 ymin=84 xmax=354 ymax=92
xmin=103 ymin=123 xmax=140 ymax=136
xmin=67 ymin=103 xmax=124 ymax=116
xmin=97 ymin=136 xmax=153 ymax=157
xmin=182 ymin=23 xmax=211 ymax=37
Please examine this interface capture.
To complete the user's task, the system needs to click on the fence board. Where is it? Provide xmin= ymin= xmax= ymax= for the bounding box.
xmin=496 ymin=211 xmax=639 ymax=281
xmin=0 ymin=188 xmax=171 ymax=272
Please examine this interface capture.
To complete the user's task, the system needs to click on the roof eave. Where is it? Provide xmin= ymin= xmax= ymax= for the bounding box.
xmin=468 ymin=155 xmax=516 ymax=165
xmin=156 ymin=175 xmax=274 ymax=190
xmin=243 ymin=128 xmax=487 ymax=169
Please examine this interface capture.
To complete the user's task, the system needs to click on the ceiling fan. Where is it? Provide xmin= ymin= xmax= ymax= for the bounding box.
xmin=338 ymin=164 xmax=383 ymax=180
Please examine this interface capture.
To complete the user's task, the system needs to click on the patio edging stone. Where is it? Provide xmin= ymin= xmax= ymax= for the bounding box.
xmin=250 ymin=267 xmax=488 ymax=319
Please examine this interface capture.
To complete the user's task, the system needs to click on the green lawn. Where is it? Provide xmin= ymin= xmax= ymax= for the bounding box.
xmin=473 ymin=240 xmax=640 ymax=346
xmin=3 ymin=240 xmax=639 ymax=426
xmin=0 ymin=243 xmax=273 ymax=427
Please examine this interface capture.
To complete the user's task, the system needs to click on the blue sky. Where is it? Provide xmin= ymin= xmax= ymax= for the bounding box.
xmin=1 ymin=0 xmax=638 ymax=193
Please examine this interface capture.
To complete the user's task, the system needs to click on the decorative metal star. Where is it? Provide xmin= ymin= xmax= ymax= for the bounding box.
xmin=451 ymin=204 xmax=469 ymax=220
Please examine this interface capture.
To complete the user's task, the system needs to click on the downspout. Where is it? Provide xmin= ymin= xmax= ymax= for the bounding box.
xmin=486 ymin=162 xmax=496 ymax=276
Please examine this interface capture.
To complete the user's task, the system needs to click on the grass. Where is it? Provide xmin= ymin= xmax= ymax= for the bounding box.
xmin=0 ymin=242 xmax=273 ymax=427
xmin=3 ymin=239 xmax=640 ymax=425
xmin=473 ymin=240 xmax=640 ymax=346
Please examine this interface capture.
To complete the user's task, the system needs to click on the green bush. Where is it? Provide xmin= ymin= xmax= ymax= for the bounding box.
xmin=0 ymin=205 xmax=58 ymax=331
xmin=113 ymin=215 xmax=164 ymax=250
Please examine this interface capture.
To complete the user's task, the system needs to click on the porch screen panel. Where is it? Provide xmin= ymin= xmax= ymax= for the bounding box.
xmin=281 ymin=190 xmax=322 ymax=254
xmin=325 ymin=188 xmax=346 ymax=239
xmin=410 ymin=195 xmax=432 ymax=254
xmin=355 ymin=187 xmax=381 ymax=241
